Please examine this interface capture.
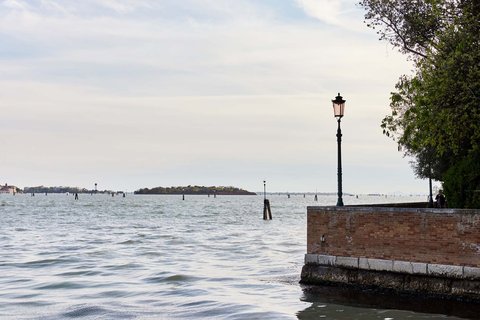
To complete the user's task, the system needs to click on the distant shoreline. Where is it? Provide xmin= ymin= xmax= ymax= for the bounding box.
xmin=134 ymin=185 xmax=256 ymax=196
xmin=134 ymin=192 xmax=256 ymax=196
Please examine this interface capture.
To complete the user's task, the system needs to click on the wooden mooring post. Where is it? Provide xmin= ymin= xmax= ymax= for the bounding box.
xmin=263 ymin=199 xmax=272 ymax=220
xmin=263 ymin=180 xmax=272 ymax=220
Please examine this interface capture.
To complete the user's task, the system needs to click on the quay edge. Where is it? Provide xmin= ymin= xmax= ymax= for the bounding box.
xmin=301 ymin=205 xmax=480 ymax=301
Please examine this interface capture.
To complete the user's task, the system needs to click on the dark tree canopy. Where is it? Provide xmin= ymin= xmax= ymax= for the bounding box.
xmin=134 ymin=185 xmax=256 ymax=195
xmin=359 ymin=0 xmax=461 ymax=60
xmin=361 ymin=0 xmax=480 ymax=207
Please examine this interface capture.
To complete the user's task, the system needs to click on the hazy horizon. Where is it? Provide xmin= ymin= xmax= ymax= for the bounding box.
xmin=7 ymin=184 xmax=429 ymax=196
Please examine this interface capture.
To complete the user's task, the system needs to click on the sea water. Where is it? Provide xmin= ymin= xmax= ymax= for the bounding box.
xmin=0 ymin=193 xmax=478 ymax=319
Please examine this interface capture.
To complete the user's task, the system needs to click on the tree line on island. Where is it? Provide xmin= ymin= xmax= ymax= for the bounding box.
xmin=23 ymin=186 xmax=119 ymax=194
xmin=134 ymin=185 xmax=256 ymax=195
xmin=18 ymin=185 xmax=256 ymax=196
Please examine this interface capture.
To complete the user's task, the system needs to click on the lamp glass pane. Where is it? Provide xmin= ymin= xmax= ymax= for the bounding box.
xmin=333 ymin=102 xmax=345 ymax=117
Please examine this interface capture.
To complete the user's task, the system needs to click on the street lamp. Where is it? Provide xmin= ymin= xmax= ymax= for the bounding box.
xmin=332 ymin=93 xmax=345 ymax=206
xmin=263 ymin=180 xmax=266 ymax=200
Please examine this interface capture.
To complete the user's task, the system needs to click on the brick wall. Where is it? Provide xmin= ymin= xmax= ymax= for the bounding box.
xmin=307 ymin=206 xmax=480 ymax=268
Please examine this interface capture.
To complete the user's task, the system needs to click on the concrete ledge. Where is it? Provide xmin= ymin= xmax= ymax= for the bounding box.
xmin=464 ymin=267 xmax=480 ymax=279
xmin=428 ymin=264 xmax=464 ymax=278
xmin=318 ymin=254 xmax=336 ymax=266
xmin=305 ymin=254 xmax=480 ymax=280
xmin=360 ymin=257 xmax=393 ymax=272
xmin=304 ymin=254 xmax=318 ymax=264
xmin=336 ymin=256 xmax=359 ymax=269
xmin=393 ymin=260 xmax=427 ymax=275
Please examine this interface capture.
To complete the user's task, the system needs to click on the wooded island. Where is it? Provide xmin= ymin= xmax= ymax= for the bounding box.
xmin=134 ymin=186 xmax=256 ymax=195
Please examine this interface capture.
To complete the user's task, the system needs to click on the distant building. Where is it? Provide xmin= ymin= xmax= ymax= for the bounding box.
xmin=0 ymin=183 xmax=19 ymax=194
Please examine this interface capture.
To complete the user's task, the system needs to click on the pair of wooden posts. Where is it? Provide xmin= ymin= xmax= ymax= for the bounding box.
xmin=263 ymin=181 xmax=272 ymax=220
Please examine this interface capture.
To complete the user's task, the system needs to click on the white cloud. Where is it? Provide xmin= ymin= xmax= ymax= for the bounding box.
xmin=294 ymin=0 xmax=367 ymax=32
xmin=295 ymin=0 xmax=342 ymax=25
xmin=2 ymin=0 xmax=30 ymax=10
xmin=94 ymin=0 xmax=154 ymax=14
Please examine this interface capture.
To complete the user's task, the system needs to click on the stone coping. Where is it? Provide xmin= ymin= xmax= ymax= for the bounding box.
xmin=307 ymin=206 xmax=480 ymax=215
xmin=305 ymin=254 xmax=480 ymax=280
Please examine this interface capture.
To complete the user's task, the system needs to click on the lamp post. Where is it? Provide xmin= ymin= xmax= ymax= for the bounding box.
xmin=332 ymin=93 xmax=345 ymax=206
xmin=428 ymin=160 xmax=434 ymax=208
xmin=263 ymin=180 xmax=266 ymax=200
xmin=428 ymin=176 xmax=434 ymax=207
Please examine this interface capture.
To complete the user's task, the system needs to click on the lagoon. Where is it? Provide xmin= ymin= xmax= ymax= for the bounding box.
xmin=0 ymin=193 xmax=476 ymax=319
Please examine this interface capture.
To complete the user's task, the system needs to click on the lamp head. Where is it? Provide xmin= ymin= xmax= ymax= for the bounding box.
xmin=332 ymin=93 xmax=346 ymax=118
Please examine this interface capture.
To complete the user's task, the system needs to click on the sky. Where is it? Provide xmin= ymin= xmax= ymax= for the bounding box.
xmin=0 ymin=0 xmax=436 ymax=194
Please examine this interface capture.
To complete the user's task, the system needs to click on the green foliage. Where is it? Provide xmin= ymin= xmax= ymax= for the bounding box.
xmin=409 ymin=147 xmax=449 ymax=181
xmin=362 ymin=0 xmax=480 ymax=207
xmin=359 ymin=0 xmax=459 ymax=60
xmin=443 ymin=152 xmax=480 ymax=208
xmin=134 ymin=185 xmax=256 ymax=195
xmin=24 ymin=186 xmax=94 ymax=194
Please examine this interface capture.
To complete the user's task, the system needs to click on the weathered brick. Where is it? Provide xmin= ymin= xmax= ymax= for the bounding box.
xmin=307 ymin=207 xmax=480 ymax=267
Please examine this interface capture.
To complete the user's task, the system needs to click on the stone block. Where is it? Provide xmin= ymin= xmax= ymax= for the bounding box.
xmin=359 ymin=258 xmax=393 ymax=272
xmin=392 ymin=260 xmax=413 ymax=273
xmin=336 ymin=256 xmax=359 ymax=269
xmin=393 ymin=260 xmax=427 ymax=275
xmin=463 ymin=266 xmax=480 ymax=280
xmin=428 ymin=263 xmax=463 ymax=278
xmin=317 ymin=254 xmax=336 ymax=266
xmin=304 ymin=254 xmax=318 ymax=264
xmin=411 ymin=262 xmax=428 ymax=275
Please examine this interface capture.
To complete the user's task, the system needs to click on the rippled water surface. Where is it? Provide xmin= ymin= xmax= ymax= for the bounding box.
xmin=0 ymin=193 xmax=477 ymax=319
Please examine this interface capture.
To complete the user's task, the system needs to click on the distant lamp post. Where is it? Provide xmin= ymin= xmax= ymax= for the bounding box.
xmin=332 ymin=93 xmax=346 ymax=206
xmin=428 ymin=176 xmax=434 ymax=208
xmin=428 ymin=161 xmax=434 ymax=208
xmin=263 ymin=180 xmax=266 ymax=200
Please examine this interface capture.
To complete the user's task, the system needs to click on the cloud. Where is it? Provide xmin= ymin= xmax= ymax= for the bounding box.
xmin=295 ymin=0 xmax=342 ymax=25
xmin=294 ymin=0 xmax=366 ymax=32
xmin=94 ymin=0 xmax=144 ymax=13
xmin=3 ymin=0 xmax=30 ymax=10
